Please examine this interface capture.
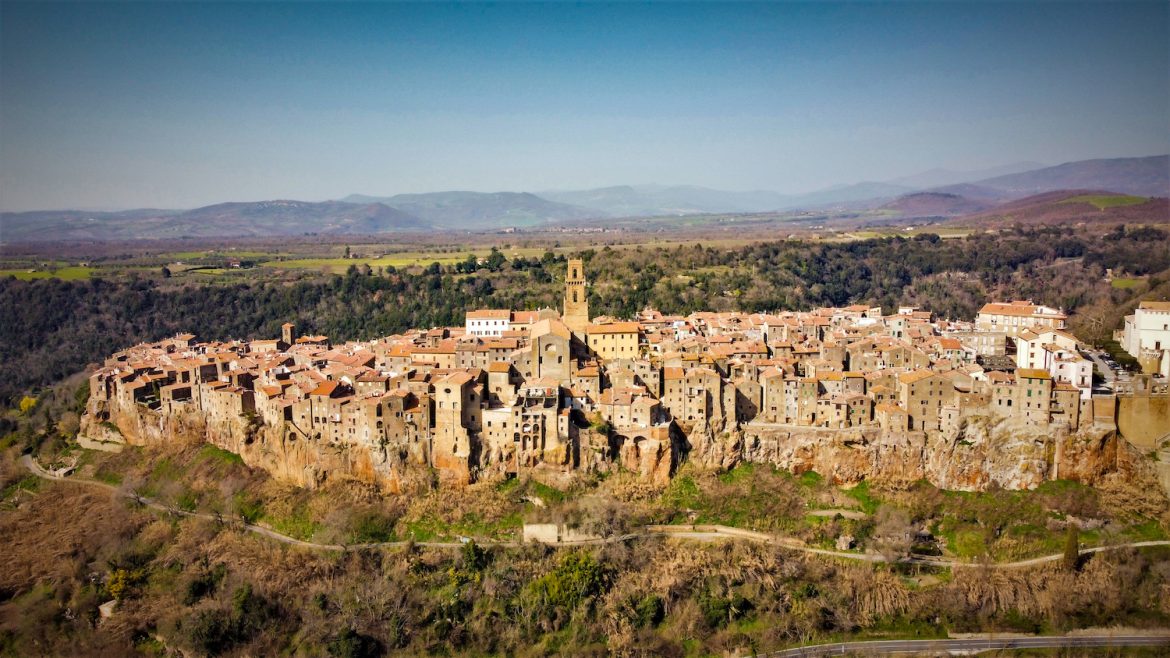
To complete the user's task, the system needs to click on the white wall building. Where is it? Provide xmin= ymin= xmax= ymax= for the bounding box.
xmin=465 ymin=309 xmax=511 ymax=338
xmin=1120 ymin=301 xmax=1170 ymax=377
xmin=1015 ymin=328 xmax=1079 ymax=370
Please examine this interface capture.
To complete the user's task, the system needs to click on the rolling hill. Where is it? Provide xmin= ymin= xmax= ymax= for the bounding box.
xmin=819 ymin=156 xmax=1168 ymax=214
xmin=949 ymin=190 xmax=1169 ymax=227
xmin=0 ymin=200 xmax=426 ymax=242
xmin=965 ymin=155 xmax=1169 ymax=197
xmin=878 ymin=192 xmax=993 ymax=218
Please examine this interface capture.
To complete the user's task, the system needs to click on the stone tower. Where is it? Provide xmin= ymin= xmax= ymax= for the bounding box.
xmin=281 ymin=322 xmax=296 ymax=346
xmin=563 ymin=259 xmax=589 ymax=333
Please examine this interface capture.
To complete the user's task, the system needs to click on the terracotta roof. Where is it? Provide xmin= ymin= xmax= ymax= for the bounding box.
xmin=585 ymin=322 xmax=640 ymax=335
xmin=439 ymin=371 xmax=474 ymax=386
xmin=531 ymin=318 xmax=572 ymax=340
xmin=978 ymin=302 xmax=1066 ymax=319
xmin=310 ymin=381 xmax=339 ymax=397
xmin=467 ymin=309 xmax=511 ymax=320
xmin=1017 ymin=368 xmax=1052 ymax=380
xmin=898 ymin=369 xmax=937 ymax=384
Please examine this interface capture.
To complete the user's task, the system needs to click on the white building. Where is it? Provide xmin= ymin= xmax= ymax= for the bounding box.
xmin=1015 ymin=328 xmax=1079 ymax=370
xmin=1013 ymin=328 xmax=1091 ymax=399
xmin=1120 ymin=300 xmax=1170 ymax=377
xmin=1047 ymin=347 xmax=1094 ymax=399
xmin=465 ymin=309 xmax=511 ymax=338
xmin=976 ymin=301 xmax=1067 ymax=337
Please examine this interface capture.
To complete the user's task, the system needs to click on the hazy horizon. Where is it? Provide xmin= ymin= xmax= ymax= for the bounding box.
xmin=2 ymin=1 xmax=1167 ymax=212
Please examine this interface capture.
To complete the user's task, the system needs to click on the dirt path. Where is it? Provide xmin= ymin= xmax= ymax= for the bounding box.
xmin=21 ymin=455 xmax=1170 ymax=566
xmin=806 ymin=508 xmax=868 ymax=520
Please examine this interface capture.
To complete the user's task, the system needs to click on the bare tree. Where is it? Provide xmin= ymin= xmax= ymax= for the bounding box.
xmin=873 ymin=505 xmax=914 ymax=563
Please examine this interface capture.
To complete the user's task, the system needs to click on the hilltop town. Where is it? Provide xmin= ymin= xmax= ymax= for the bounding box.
xmin=81 ymin=259 xmax=1170 ymax=494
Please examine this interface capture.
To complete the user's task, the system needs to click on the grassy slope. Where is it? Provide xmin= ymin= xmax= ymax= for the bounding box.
xmin=1059 ymin=194 xmax=1149 ymax=210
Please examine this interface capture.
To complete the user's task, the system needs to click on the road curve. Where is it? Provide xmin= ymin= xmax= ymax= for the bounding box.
xmin=762 ymin=633 xmax=1170 ymax=657
xmin=19 ymin=455 xmax=1170 ymax=566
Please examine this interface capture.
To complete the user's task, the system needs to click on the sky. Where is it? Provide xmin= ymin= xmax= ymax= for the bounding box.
xmin=1 ymin=1 xmax=1168 ymax=211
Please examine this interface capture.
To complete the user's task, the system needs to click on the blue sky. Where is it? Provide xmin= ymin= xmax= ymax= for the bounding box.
xmin=1 ymin=1 xmax=1167 ymax=211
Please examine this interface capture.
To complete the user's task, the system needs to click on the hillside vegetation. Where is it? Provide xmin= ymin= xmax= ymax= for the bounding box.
xmin=1 ymin=413 xmax=1168 ymax=657
xmin=0 ymin=416 xmax=1165 ymax=650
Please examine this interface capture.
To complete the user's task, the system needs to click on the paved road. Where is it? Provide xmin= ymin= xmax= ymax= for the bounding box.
xmin=763 ymin=633 xmax=1170 ymax=656
xmin=19 ymin=455 xmax=1170 ymax=566
xmin=1086 ymin=349 xmax=1116 ymax=384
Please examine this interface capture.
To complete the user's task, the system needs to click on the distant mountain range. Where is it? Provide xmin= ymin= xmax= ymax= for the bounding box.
xmin=2 ymin=155 xmax=1165 ymax=241
xmin=958 ymin=155 xmax=1169 ymax=198
xmin=885 ymin=161 xmax=1046 ymax=189
xmin=341 ymin=191 xmax=601 ymax=227
xmin=0 ymin=201 xmax=425 ymax=242
xmin=539 ymin=155 xmax=1168 ymax=216
xmin=538 ymin=185 xmax=791 ymax=216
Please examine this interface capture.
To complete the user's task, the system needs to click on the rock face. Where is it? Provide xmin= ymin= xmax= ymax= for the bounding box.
xmin=83 ymin=395 xmax=1145 ymax=495
xmin=80 ymin=400 xmax=432 ymax=494
xmin=691 ymin=414 xmax=1142 ymax=492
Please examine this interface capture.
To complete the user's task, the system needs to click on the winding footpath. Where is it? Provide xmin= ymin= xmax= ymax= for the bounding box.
xmin=19 ymin=455 xmax=1170 ymax=566
xmin=18 ymin=455 xmax=1170 ymax=655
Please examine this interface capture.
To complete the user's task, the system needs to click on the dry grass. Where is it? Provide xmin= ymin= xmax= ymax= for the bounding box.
xmin=0 ymin=483 xmax=147 ymax=597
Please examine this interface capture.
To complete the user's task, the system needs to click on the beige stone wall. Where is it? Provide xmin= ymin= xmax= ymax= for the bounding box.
xmin=1117 ymin=394 xmax=1170 ymax=451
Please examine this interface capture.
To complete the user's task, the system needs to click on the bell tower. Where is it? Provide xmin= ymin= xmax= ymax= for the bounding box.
xmin=563 ymin=258 xmax=589 ymax=333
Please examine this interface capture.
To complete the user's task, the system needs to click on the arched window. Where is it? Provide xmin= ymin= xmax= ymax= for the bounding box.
xmin=572 ymin=290 xmax=578 ymax=303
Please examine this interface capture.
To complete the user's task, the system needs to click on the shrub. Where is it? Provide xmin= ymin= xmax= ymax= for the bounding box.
xmin=461 ymin=539 xmax=489 ymax=572
xmin=231 ymin=583 xmax=275 ymax=638
xmin=184 ymin=608 xmax=235 ymax=656
xmin=697 ymin=589 xmax=752 ymax=629
xmin=348 ymin=509 xmax=396 ymax=543
xmin=634 ymin=594 xmax=665 ymax=628
xmin=183 ymin=564 xmax=227 ymax=606
xmin=327 ymin=628 xmax=383 ymax=658
xmin=525 ymin=551 xmax=607 ymax=614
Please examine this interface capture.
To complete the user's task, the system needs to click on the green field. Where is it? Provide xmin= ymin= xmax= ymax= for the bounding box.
xmin=1111 ymin=277 xmax=1142 ymax=289
xmin=0 ymin=266 xmax=94 ymax=280
xmin=1060 ymin=194 xmax=1148 ymax=210
xmin=263 ymin=247 xmax=549 ymax=273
